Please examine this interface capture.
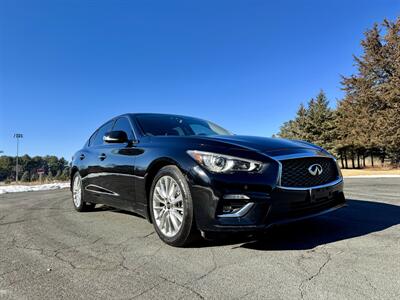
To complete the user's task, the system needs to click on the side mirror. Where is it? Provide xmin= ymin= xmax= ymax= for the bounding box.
xmin=103 ymin=131 xmax=128 ymax=144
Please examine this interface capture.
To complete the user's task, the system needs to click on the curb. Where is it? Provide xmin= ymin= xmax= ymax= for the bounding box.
xmin=343 ymin=175 xmax=400 ymax=178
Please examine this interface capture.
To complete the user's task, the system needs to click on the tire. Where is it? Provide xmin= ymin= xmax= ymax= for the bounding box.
xmin=71 ymin=172 xmax=96 ymax=212
xmin=149 ymin=165 xmax=198 ymax=247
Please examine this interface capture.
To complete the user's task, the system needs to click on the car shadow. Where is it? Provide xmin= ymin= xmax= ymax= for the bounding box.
xmin=192 ymin=199 xmax=400 ymax=250
xmin=93 ymin=204 xmax=147 ymax=219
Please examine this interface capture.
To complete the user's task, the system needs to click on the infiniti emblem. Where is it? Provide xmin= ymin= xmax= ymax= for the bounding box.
xmin=308 ymin=164 xmax=323 ymax=176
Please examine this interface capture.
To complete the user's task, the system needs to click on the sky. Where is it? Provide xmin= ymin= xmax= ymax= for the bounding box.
xmin=0 ymin=0 xmax=399 ymax=159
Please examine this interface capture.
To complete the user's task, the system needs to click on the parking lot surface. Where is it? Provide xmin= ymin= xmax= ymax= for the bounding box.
xmin=0 ymin=178 xmax=399 ymax=299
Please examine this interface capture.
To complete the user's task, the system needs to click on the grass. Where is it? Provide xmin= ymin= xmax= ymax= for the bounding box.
xmin=341 ymin=167 xmax=400 ymax=176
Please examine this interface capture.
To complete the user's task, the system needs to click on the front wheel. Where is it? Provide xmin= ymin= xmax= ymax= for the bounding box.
xmin=149 ymin=166 xmax=197 ymax=247
xmin=72 ymin=173 xmax=96 ymax=212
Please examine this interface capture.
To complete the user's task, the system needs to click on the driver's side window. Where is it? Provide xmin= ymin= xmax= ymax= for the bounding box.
xmin=112 ymin=117 xmax=134 ymax=140
xmin=91 ymin=121 xmax=114 ymax=146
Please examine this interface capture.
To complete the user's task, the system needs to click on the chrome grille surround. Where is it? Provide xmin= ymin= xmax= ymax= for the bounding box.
xmin=274 ymin=154 xmax=342 ymax=190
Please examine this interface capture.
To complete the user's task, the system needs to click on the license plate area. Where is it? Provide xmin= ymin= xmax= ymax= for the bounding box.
xmin=309 ymin=187 xmax=332 ymax=203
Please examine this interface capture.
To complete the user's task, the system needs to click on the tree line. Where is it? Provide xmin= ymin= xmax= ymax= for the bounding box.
xmin=0 ymin=155 xmax=70 ymax=183
xmin=278 ymin=18 xmax=400 ymax=168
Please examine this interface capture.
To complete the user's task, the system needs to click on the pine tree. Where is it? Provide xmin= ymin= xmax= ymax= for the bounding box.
xmin=303 ymin=91 xmax=336 ymax=152
xmin=340 ymin=18 xmax=400 ymax=164
xmin=278 ymin=91 xmax=336 ymax=152
xmin=279 ymin=104 xmax=307 ymax=140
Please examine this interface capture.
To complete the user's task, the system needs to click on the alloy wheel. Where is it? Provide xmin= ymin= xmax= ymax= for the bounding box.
xmin=152 ymin=176 xmax=184 ymax=237
xmin=72 ymin=175 xmax=82 ymax=208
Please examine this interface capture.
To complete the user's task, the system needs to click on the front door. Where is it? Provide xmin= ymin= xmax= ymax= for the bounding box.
xmin=96 ymin=117 xmax=138 ymax=210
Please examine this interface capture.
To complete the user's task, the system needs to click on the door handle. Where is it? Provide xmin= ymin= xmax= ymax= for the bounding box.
xmin=98 ymin=153 xmax=107 ymax=160
xmin=79 ymin=154 xmax=85 ymax=160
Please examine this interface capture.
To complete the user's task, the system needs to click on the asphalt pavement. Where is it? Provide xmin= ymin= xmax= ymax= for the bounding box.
xmin=0 ymin=178 xmax=399 ymax=299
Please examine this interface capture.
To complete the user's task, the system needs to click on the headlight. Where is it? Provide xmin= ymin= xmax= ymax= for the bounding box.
xmin=187 ymin=150 xmax=263 ymax=173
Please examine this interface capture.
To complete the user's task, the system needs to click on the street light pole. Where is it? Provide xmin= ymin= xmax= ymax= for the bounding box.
xmin=14 ymin=133 xmax=23 ymax=182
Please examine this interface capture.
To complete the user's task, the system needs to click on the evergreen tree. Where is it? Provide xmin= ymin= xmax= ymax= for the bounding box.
xmin=340 ymin=18 xmax=400 ymax=164
xmin=0 ymin=156 xmax=13 ymax=181
xmin=304 ymin=91 xmax=336 ymax=152
xmin=0 ymin=155 xmax=70 ymax=182
xmin=279 ymin=104 xmax=308 ymax=140
xmin=278 ymin=91 xmax=336 ymax=152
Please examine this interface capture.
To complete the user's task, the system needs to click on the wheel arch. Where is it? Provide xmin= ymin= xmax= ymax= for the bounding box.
xmin=144 ymin=157 xmax=186 ymax=223
xmin=70 ymin=166 xmax=80 ymax=191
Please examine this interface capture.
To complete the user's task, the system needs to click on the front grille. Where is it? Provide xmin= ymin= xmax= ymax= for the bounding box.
xmin=280 ymin=157 xmax=339 ymax=188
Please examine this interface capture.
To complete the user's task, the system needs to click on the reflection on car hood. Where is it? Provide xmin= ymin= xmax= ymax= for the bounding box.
xmin=205 ymin=135 xmax=324 ymax=157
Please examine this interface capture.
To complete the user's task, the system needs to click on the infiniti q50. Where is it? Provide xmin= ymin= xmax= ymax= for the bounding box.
xmin=70 ymin=113 xmax=345 ymax=246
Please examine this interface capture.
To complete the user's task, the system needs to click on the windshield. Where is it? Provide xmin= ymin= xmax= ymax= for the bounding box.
xmin=135 ymin=114 xmax=232 ymax=137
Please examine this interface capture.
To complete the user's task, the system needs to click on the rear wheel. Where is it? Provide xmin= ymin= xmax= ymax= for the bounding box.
xmin=149 ymin=166 xmax=197 ymax=247
xmin=72 ymin=173 xmax=96 ymax=212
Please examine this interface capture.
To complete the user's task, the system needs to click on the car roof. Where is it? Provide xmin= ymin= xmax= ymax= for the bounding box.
xmin=122 ymin=113 xmax=202 ymax=120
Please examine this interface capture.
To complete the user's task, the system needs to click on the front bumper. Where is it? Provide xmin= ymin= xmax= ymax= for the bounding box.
xmin=190 ymin=178 xmax=345 ymax=232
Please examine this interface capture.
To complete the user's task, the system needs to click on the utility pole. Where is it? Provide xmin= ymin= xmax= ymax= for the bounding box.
xmin=14 ymin=133 xmax=23 ymax=182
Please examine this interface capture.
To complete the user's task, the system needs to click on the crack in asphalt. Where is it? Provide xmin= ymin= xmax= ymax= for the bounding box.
xmin=130 ymin=282 xmax=161 ymax=299
xmin=52 ymin=250 xmax=122 ymax=272
xmin=158 ymin=275 xmax=205 ymax=299
xmin=49 ymin=237 xmax=132 ymax=271
xmin=2 ymin=181 xmax=400 ymax=299
xmin=0 ymin=212 xmax=75 ymax=227
xmin=195 ymin=248 xmax=217 ymax=281
xmin=25 ymin=207 xmax=70 ymax=211
xmin=2 ymin=236 xmax=116 ymax=275
xmin=121 ymin=244 xmax=163 ymax=273
xmin=0 ymin=219 xmax=29 ymax=226
xmin=141 ymin=231 xmax=155 ymax=238
xmin=353 ymin=255 xmax=378 ymax=294
xmin=126 ymin=255 xmax=206 ymax=300
xmin=118 ymin=243 xmax=131 ymax=271
xmin=298 ymin=247 xmax=332 ymax=299
xmin=47 ymin=236 xmax=163 ymax=273
xmin=53 ymin=251 xmax=78 ymax=269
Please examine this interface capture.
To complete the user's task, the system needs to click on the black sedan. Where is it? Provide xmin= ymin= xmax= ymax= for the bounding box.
xmin=71 ymin=113 xmax=345 ymax=246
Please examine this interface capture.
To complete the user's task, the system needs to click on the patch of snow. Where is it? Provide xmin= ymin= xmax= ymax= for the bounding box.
xmin=0 ymin=182 xmax=70 ymax=194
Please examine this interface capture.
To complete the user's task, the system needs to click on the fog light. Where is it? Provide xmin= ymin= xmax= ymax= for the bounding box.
xmin=223 ymin=194 xmax=250 ymax=200
xmin=222 ymin=205 xmax=233 ymax=213
xmin=217 ymin=203 xmax=255 ymax=218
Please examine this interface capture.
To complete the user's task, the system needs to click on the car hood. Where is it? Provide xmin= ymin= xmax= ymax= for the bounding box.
xmin=201 ymin=135 xmax=326 ymax=157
